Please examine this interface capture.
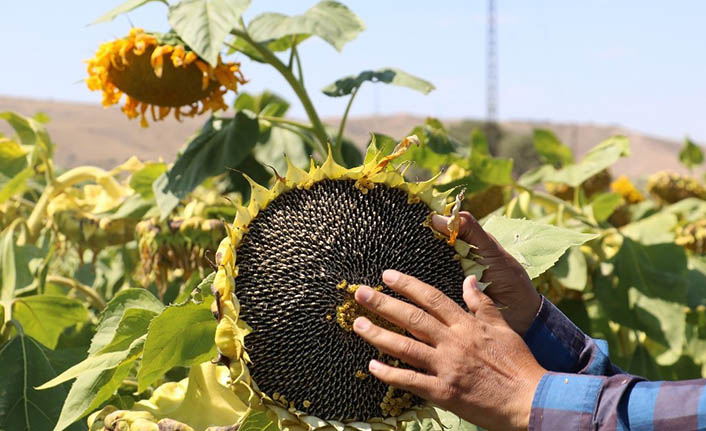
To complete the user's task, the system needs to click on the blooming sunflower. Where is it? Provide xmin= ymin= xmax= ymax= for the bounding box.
xmin=86 ymin=28 xmax=246 ymax=127
xmin=208 ymin=138 xmax=484 ymax=430
xmin=88 ymin=139 xmax=485 ymax=431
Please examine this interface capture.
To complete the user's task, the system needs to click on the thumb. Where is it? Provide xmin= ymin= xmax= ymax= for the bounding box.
xmin=463 ymin=275 xmax=505 ymax=324
xmin=431 ymin=212 xmax=500 ymax=257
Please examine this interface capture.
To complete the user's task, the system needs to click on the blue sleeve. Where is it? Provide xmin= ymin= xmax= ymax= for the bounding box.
xmin=530 ymin=372 xmax=706 ymax=430
xmin=523 ymin=296 xmax=624 ymax=375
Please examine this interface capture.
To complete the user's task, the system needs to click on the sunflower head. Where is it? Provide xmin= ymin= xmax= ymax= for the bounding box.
xmin=86 ymin=28 xmax=246 ymax=127
xmin=210 ymin=141 xmax=485 ymax=430
xmin=610 ymin=175 xmax=644 ymax=204
xmin=646 ymin=171 xmax=706 ymax=204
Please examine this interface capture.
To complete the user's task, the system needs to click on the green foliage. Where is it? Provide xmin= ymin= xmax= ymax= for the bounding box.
xmin=3 ymin=1 xmax=706 ymax=429
xmin=168 ymin=0 xmax=251 ymax=66
xmin=533 ymin=129 xmax=574 ymax=167
xmin=679 ymin=138 xmax=704 ymax=169
xmin=137 ymin=299 xmax=217 ymax=392
xmin=0 ymin=324 xmax=84 ymax=431
xmin=483 ymin=215 xmax=597 ymax=279
xmin=322 ymin=68 xmax=435 ymax=97
xmin=247 ymin=1 xmax=365 ymax=52
xmin=92 ymin=0 xmax=165 ymax=24
xmin=153 ymin=112 xmax=260 ymax=217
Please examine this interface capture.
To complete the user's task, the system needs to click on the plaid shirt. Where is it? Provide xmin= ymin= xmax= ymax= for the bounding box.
xmin=523 ymin=297 xmax=706 ymax=430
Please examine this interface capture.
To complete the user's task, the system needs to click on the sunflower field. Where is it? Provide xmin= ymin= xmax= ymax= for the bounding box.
xmin=1 ymin=1 xmax=706 ymax=430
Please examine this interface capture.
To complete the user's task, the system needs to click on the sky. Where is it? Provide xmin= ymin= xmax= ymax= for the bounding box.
xmin=1 ymin=1 xmax=706 ymax=142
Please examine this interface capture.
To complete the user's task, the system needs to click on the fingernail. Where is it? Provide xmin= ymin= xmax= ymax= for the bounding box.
xmin=369 ymin=359 xmax=383 ymax=372
xmin=382 ymin=269 xmax=399 ymax=284
xmin=464 ymin=275 xmax=479 ymax=291
xmin=354 ymin=316 xmax=370 ymax=331
xmin=355 ymin=285 xmax=374 ymax=303
xmin=431 ymin=214 xmax=447 ymax=228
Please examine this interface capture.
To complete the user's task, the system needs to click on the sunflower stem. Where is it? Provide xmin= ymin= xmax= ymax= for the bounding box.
xmin=293 ymin=45 xmax=305 ymax=87
xmin=46 ymin=275 xmax=106 ymax=311
xmin=230 ymin=28 xmax=330 ymax=160
xmin=287 ymin=37 xmax=296 ymax=70
xmin=260 ymin=115 xmax=313 ymax=131
xmin=334 ymin=85 xmax=360 ymax=163
xmin=23 ymin=166 xmax=115 ymax=245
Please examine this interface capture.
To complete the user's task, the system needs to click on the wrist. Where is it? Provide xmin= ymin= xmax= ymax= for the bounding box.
xmin=513 ymin=364 xmax=545 ymax=429
xmin=515 ymin=291 xmax=542 ymax=336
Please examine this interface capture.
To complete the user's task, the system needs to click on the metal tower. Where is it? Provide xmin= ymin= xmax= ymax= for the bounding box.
xmin=486 ymin=0 xmax=499 ymax=152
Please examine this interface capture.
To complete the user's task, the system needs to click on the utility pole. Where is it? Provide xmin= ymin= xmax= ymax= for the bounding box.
xmin=486 ymin=0 xmax=500 ymax=154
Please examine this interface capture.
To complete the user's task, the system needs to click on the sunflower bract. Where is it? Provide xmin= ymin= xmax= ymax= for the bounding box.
xmin=234 ymin=179 xmax=465 ymax=421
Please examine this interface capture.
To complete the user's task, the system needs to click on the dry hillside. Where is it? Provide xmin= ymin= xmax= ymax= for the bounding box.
xmin=1 ymin=96 xmax=701 ymax=179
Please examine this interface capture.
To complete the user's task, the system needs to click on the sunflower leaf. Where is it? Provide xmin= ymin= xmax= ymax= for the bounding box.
xmin=248 ymin=1 xmax=364 ymax=52
xmin=322 ymin=68 xmax=434 ymax=97
xmin=169 ymin=0 xmax=251 ymax=67
xmin=541 ymin=136 xmax=630 ymax=187
xmin=679 ymin=138 xmax=704 ymax=169
xmin=12 ymin=295 xmax=89 ymax=350
xmin=533 ymin=129 xmax=574 ymax=167
xmin=153 ymin=112 xmax=259 ymax=218
xmin=0 ymin=326 xmax=83 ymax=431
xmin=136 ymin=299 xmax=217 ymax=392
xmin=483 ymin=216 xmax=598 ymax=279
xmin=92 ymin=0 xmax=165 ymax=24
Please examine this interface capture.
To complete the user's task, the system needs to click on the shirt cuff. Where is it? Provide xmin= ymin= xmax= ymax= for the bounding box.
xmin=523 ymin=297 xmax=587 ymax=373
xmin=529 ymin=372 xmax=604 ymax=430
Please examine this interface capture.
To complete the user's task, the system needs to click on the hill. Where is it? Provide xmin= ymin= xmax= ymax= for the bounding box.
xmin=1 ymin=96 xmax=701 ymax=179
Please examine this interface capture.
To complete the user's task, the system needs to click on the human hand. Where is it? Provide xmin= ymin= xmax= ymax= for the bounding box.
xmin=353 ymin=270 xmax=545 ymax=430
xmin=432 ymin=211 xmax=541 ymax=335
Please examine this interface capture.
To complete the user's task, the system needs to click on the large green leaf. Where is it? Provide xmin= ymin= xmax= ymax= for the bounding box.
xmin=238 ymin=410 xmax=279 ymax=431
xmin=0 ymin=111 xmax=53 ymax=165
xmin=235 ymin=91 xmax=291 ymax=118
xmin=252 ymin=125 xmax=312 ymax=177
xmin=88 ymin=288 xmax=164 ymax=355
xmin=0 ymin=166 xmax=33 ymax=204
xmin=679 ymin=138 xmax=704 ymax=169
xmin=12 ymin=295 xmax=89 ymax=350
xmin=96 ymin=308 xmax=157 ymax=354
xmin=533 ymin=129 xmax=574 ymax=167
xmin=92 ymin=0 xmax=164 ymax=24
xmin=0 ymin=228 xmax=43 ymax=303
xmin=543 ymin=136 xmax=630 ymax=187
xmin=247 ymin=1 xmax=365 ymax=52
xmin=38 ymin=336 xmax=145 ymax=390
xmin=154 ymin=112 xmax=259 ymax=218
xmin=621 ymin=211 xmax=677 ymax=245
xmin=168 ymin=0 xmax=251 ymax=66
xmin=550 ymin=246 xmax=587 ymax=291
xmin=0 ymin=137 xmax=28 ymax=178
xmin=137 ymin=299 xmax=217 ymax=392
xmin=601 ymin=239 xmax=689 ymax=365
xmin=589 ymin=192 xmax=623 ymax=223
xmin=53 ymin=358 xmax=136 ymax=431
xmin=322 ymin=68 xmax=434 ymax=97
xmin=0 ymin=328 xmax=82 ymax=431
xmin=129 ymin=162 xmax=166 ymax=199
xmin=482 ymin=216 xmax=597 ymax=279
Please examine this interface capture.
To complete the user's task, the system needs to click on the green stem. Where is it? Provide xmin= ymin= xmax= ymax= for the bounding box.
xmin=230 ymin=28 xmax=329 ymax=159
xmin=512 ymin=183 xmax=599 ymax=229
xmin=23 ymin=166 xmax=115 ymax=244
xmin=293 ymin=45 xmax=305 ymax=87
xmin=259 ymin=115 xmax=313 ymax=131
xmin=46 ymin=275 xmax=106 ymax=311
xmin=334 ymin=85 xmax=360 ymax=163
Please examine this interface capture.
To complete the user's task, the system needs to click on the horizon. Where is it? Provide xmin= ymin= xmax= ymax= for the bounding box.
xmin=2 ymin=1 xmax=706 ymax=144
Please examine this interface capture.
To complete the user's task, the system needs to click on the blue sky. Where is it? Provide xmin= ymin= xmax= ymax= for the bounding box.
xmin=2 ymin=1 xmax=705 ymax=142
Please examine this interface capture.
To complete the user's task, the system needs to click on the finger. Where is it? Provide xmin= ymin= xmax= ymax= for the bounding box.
xmin=353 ymin=317 xmax=437 ymax=371
xmin=380 ymin=270 xmax=465 ymax=326
xmin=431 ymin=212 xmax=503 ymax=258
xmin=367 ymin=359 xmax=447 ymax=402
xmin=463 ymin=275 xmax=505 ymax=324
xmin=355 ymin=285 xmax=446 ymax=344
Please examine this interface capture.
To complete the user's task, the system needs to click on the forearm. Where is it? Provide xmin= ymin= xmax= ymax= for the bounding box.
xmin=530 ymin=372 xmax=706 ymax=430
